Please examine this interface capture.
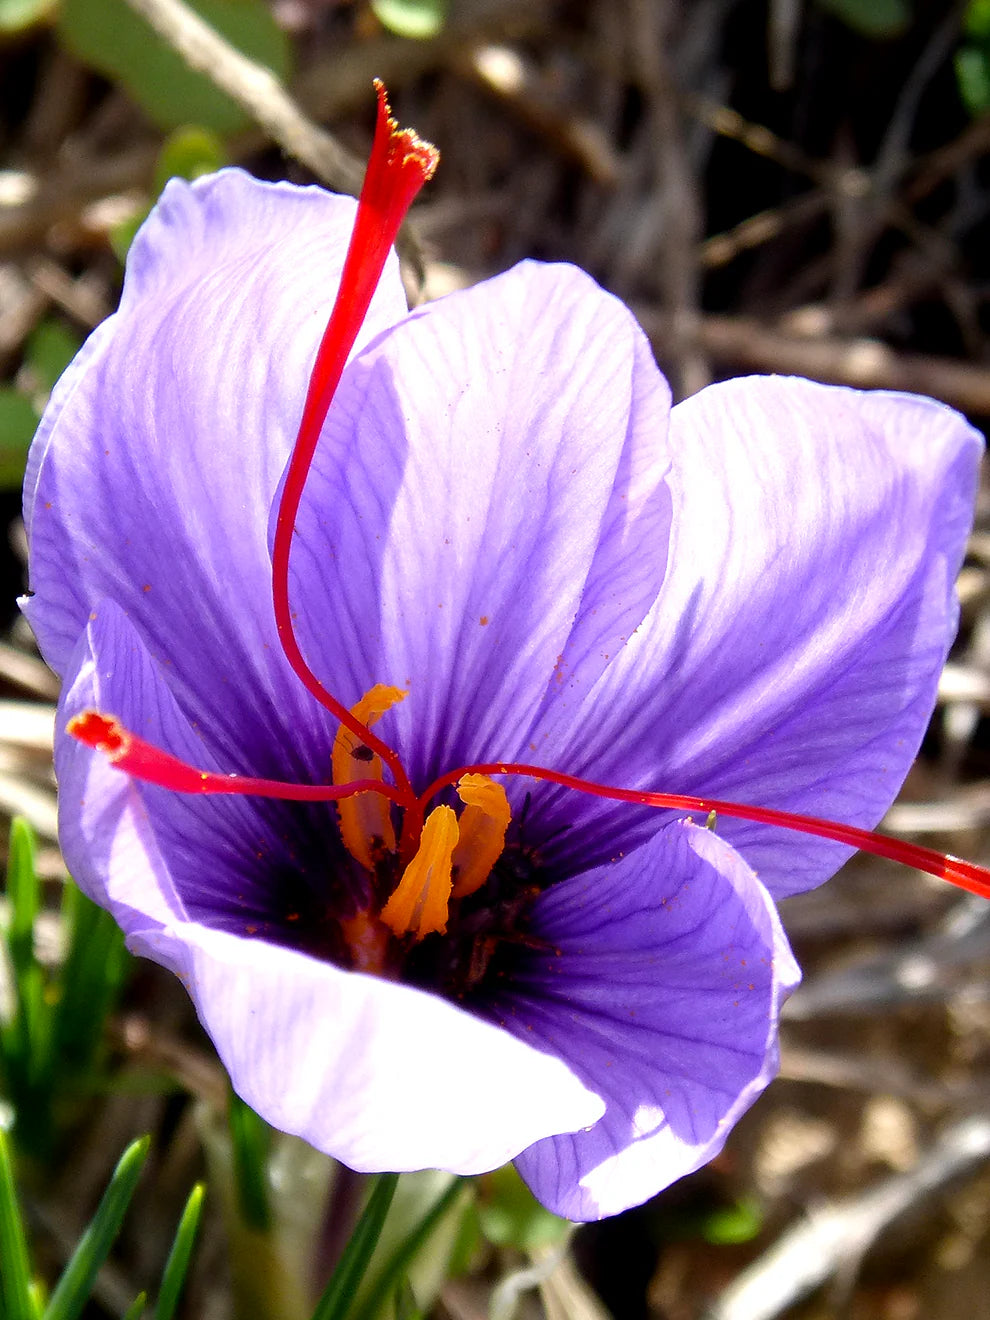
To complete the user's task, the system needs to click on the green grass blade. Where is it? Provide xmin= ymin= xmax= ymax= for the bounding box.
xmin=0 ymin=1126 xmax=37 ymax=1320
xmin=310 ymin=1174 xmax=400 ymax=1320
xmin=5 ymin=818 xmax=39 ymax=979
xmin=350 ymin=1180 xmax=466 ymax=1320
xmin=1 ymin=819 xmax=53 ymax=1159
xmin=392 ymin=1278 xmax=423 ymax=1320
xmin=154 ymin=1183 xmax=205 ymax=1320
xmin=227 ymin=1090 xmax=271 ymax=1232
xmin=122 ymin=1292 xmax=147 ymax=1320
xmin=42 ymin=1136 xmax=150 ymax=1320
xmin=52 ymin=884 xmax=129 ymax=1081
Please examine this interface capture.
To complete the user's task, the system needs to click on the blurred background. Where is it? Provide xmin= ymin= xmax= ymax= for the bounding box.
xmin=5 ymin=1 xmax=990 ymax=1317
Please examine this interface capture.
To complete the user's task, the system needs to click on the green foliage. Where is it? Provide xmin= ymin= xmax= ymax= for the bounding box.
xmin=57 ymin=0 xmax=291 ymax=133
xmin=957 ymin=0 xmax=990 ymax=113
xmin=1 ymin=819 xmax=130 ymax=1160
xmin=814 ymin=0 xmax=911 ymax=38
xmin=155 ymin=1183 xmax=206 ymax=1320
xmin=476 ymin=1164 xmax=571 ymax=1253
xmin=112 ymin=125 xmax=228 ymax=261
xmin=698 ymin=1197 xmax=764 ymax=1246
xmin=0 ymin=1126 xmax=40 ymax=1320
xmin=123 ymin=1293 xmax=149 ymax=1320
xmin=311 ymin=1174 xmax=400 ymax=1320
xmin=25 ymin=321 xmax=81 ymax=396
xmin=0 ymin=318 xmax=82 ymax=490
xmin=44 ymin=1137 xmax=151 ymax=1320
xmin=0 ymin=387 xmax=39 ymax=490
xmin=350 ymin=1179 xmax=466 ymax=1320
xmin=228 ymin=1088 xmax=273 ymax=1232
xmin=0 ymin=1125 xmax=203 ymax=1320
xmin=154 ymin=125 xmax=227 ymax=191
xmin=371 ymin=0 xmax=447 ymax=40
xmin=391 ymin=1278 xmax=423 ymax=1320
xmin=0 ymin=0 xmax=55 ymax=34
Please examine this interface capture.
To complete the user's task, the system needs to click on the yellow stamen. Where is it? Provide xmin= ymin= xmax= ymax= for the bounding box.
xmin=451 ymin=774 xmax=511 ymax=898
xmin=332 ymin=684 xmax=407 ymax=871
xmin=380 ymin=806 xmax=458 ymax=940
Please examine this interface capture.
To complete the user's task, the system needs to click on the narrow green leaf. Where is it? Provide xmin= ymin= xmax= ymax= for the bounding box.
xmin=392 ymin=1278 xmax=422 ymax=1320
xmin=43 ymin=1136 xmax=150 ymax=1320
xmin=154 ymin=1183 xmax=205 ymax=1320
xmin=1 ymin=818 xmax=54 ymax=1159
xmin=228 ymin=1090 xmax=271 ymax=1232
xmin=311 ymin=1174 xmax=400 ymax=1320
xmin=351 ymin=1180 xmax=466 ymax=1320
xmin=53 ymin=883 xmax=129 ymax=1082
xmin=123 ymin=1294 xmax=147 ymax=1320
xmin=0 ymin=1126 xmax=36 ymax=1320
xmin=5 ymin=818 xmax=39 ymax=979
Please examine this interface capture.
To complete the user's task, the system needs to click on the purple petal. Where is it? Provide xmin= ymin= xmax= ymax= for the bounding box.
xmin=281 ymin=260 xmax=673 ymax=786
xmin=509 ymin=820 xmax=799 ymax=1220
xmin=24 ymin=169 xmax=408 ymax=778
xmin=529 ymin=379 xmax=981 ymax=897
xmin=55 ymin=602 xmax=605 ymax=1174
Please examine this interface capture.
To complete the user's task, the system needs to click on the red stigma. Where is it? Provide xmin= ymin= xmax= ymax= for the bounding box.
xmin=270 ymin=84 xmax=437 ymax=807
xmin=70 ymin=707 xmax=990 ymax=904
xmin=414 ymin=762 xmax=990 ymax=903
xmin=67 ymin=711 xmax=127 ymax=757
xmin=67 ymin=709 xmax=406 ymax=805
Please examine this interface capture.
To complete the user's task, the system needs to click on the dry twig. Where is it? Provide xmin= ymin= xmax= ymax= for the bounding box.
xmin=707 ymin=1116 xmax=990 ymax=1320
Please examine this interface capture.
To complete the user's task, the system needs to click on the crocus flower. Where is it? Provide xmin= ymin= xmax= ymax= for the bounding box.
xmin=21 ymin=88 xmax=985 ymax=1221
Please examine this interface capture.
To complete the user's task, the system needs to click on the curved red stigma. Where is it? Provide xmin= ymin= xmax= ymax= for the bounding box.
xmin=69 ymin=714 xmax=990 ymax=902
xmin=271 ymin=83 xmax=438 ymax=806
xmin=416 ymin=761 xmax=990 ymax=902
xmin=67 ymin=710 xmax=406 ymax=806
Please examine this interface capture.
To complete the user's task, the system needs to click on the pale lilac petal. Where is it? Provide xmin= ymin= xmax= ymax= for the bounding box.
xmin=529 ymin=380 xmax=981 ymax=897
xmin=56 ymin=624 xmax=187 ymax=942
xmin=24 ymin=169 xmax=407 ymax=777
xmin=139 ymin=921 xmax=603 ymax=1175
xmin=56 ymin=603 xmax=605 ymax=1173
xmin=510 ymin=821 xmax=799 ymax=1220
xmin=282 ymin=261 xmax=673 ymax=785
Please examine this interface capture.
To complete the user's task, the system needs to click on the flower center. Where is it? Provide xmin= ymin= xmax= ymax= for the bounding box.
xmin=327 ymin=685 xmax=514 ymax=967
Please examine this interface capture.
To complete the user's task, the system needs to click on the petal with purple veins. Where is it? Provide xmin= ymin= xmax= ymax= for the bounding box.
xmin=530 ymin=379 xmax=981 ymax=897
xmin=509 ymin=819 xmax=799 ymax=1221
xmin=24 ymin=169 xmax=408 ymax=779
xmin=148 ymin=921 xmax=603 ymax=1176
xmin=280 ymin=260 xmax=673 ymax=786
